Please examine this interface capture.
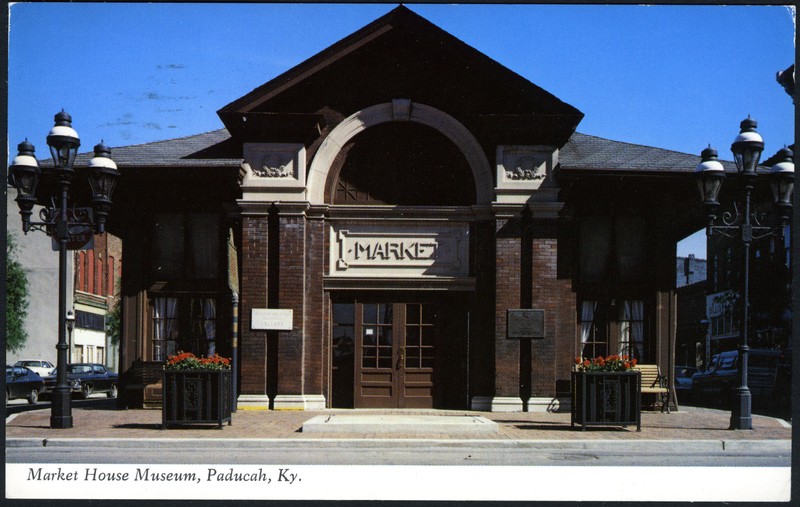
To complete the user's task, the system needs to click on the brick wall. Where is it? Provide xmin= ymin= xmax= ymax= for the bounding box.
xmin=529 ymin=233 xmax=576 ymax=398
xmin=276 ymin=210 xmax=306 ymax=395
xmin=240 ymin=214 xmax=268 ymax=395
xmin=303 ymin=211 xmax=326 ymax=397
xmin=494 ymin=216 xmax=521 ymax=396
xmin=494 ymin=214 xmax=577 ymax=400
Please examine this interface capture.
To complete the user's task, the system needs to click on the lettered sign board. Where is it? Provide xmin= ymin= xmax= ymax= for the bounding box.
xmin=251 ymin=309 xmax=293 ymax=331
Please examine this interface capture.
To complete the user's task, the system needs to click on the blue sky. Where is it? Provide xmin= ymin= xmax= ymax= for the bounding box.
xmin=7 ymin=3 xmax=795 ymax=257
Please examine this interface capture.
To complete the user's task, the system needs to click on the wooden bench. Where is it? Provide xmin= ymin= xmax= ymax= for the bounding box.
xmin=633 ymin=364 xmax=670 ymax=413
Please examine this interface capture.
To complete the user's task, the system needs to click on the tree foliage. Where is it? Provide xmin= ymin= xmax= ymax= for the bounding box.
xmin=107 ymin=288 xmax=122 ymax=347
xmin=6 ymin=232 xmax=30 ymax=352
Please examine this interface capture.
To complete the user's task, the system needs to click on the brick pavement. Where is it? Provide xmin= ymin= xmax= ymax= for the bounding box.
xmin=5 ymin=405 xmax=791 ymax=441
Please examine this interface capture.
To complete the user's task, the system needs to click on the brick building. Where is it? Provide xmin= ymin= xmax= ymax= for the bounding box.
xmin=73 ymin=233 xmax=123 ymax=370
xmin=105 ymin=7 xmax=705 ymax=411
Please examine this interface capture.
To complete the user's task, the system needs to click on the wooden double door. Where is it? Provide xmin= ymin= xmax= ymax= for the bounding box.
xmin=332 ymin=298 xmax=466 ymax=409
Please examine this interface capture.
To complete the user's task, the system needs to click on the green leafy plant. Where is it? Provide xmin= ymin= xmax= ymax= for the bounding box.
xmin=165 ymin=351 xmax=231 ymax=371
xmin=6 ymin=232 xmax=30 ymax=352
xmin=574 ymin=354 xmax=637 ymax=372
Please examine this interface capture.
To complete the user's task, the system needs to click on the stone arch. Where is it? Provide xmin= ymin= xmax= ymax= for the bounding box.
xmin=307 ymin=100 xmax=493 ymax=205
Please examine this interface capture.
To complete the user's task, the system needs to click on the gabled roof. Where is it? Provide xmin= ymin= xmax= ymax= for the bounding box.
xmin=217 ymin=5 xmax=584 ymax=147
xmin=93 ymin=127 xmax=727 ymax=176
xmin=559 ymin=132 xmax=737 ymax=174
xmin=71 ymin=129 xmax=241 ymax=169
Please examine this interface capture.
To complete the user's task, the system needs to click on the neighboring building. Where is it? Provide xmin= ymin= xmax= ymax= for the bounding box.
xmin=705 ymin=223 xmax=792 ymax=356
xmin=676 ymin=254 xmax=707 ymax=288
xmin=5 ymin=198 xmax=71 ymax=366
xmin=73 ymin=234 xmax=123 ymax=371
xmin=107 ymin=6 xmax=708 ymax=411
xmin=6 ymin=173 xmax=122 ymax=373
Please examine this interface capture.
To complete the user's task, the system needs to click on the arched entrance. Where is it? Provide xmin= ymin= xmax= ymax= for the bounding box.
xmin=317 ymin=102 xmax=485 ymax=409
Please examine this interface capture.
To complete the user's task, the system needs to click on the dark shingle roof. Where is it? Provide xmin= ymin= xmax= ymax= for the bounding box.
xmin=559 ymin=132 xmax=737 ymax=173
xmin=71 ymin=128 xmax=737 ymax=174
xmin=71 ymin=129 xmax=240 ymax=168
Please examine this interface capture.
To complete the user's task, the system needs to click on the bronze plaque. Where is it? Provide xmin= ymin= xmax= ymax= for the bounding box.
xmin=507 ymin=309 xmax=545 ymax=339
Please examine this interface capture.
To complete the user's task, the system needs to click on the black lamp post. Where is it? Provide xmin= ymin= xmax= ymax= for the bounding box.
xmin=695 ymin=117 xmax=794 ymax=430
xmin=8 ymin=111 xmax=119 ymax=429
xmin=66 ymin=310 xmax=75 ymax=363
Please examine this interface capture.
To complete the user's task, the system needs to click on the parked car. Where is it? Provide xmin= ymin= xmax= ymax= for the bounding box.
xmin=42 ymin=363 xmax=118 ymax=399
xmin=13 ymin=359 xmax=56 ymax=377
xmin=674 ymin=366 xmax=696 ymax=392
xmin=691 ymin=349 xmax=780 ymax=405
xmin=6 ymin=365 xmax=44 ymax=404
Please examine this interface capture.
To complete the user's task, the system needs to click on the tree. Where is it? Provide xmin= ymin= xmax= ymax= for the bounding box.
xmin=6 ymin=231 xmax=30 ymax=352
xmin=106 ymin=286 xmax=121 ymax=347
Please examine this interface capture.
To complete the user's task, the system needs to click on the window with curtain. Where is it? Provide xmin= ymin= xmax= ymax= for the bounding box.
xmin=579 ymin=298 xmax=649 ymax=362
xmin=618 ymin=300 xmax=645 ymax=360
xmin=579 ymin=300 xmax=608 ymax=359
xmin=151 ymin=296 xmax=218 ymax=361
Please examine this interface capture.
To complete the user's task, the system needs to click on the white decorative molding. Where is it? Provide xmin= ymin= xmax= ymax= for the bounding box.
xmin=237 ymin=394 xmax=271 ymax=408
xmin=392 ymin=98 xmax=412 ymax=121
xmin=241 ymin=143 xmax=307 ymax=201
xmin=330 ymin=223 xmax=469 ymax=277
xmin=470 ymin=396 xmax=492 ymax=411
xmin=495 ymin=145 xmax=560 ymax=204
xmin=527 ymin=397 xmax=570 ymax=413
xmin=273 ymin=394 xmax=326 ymax=410
xmin=307 ymin=101 xmax=493 ymax=205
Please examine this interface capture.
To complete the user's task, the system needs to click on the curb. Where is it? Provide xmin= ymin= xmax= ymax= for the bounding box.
xmin=6 ymin=437 xmax=791 ymax=453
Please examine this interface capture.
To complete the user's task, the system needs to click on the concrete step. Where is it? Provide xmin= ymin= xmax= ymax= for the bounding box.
xmin=302 ymin=414 xmax=499 ymax=434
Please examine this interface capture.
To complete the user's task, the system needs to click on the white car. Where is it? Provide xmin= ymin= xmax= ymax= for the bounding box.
xmin=13 ymin=360 xmax=56 ymax=377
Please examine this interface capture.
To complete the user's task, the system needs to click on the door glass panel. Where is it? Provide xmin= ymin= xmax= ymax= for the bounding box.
xmin=362 ymin=303 xmax=392 ymax=370
xmin=421 ymin=327 xmax=434 ymax=347
xmin=405 ymin=303 xmax=434 ymax=370
xmin=406 ymin=304 xmax=420 ymax=324
xmin=378 ymin=304 xmax=393 ymax=325
xmin=363 ymin=304 xmax=377 ymax=324
xmin=333 ymin=303 xmax=355 ymax=325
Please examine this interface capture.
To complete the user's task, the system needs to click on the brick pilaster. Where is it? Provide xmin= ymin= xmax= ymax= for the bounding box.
xmin=494 ymin=211 xmax=522 ymax=398
xmin=239 ymin=213 xmax=269 ymax=395
xmin=303 ymin=206 xmax=327 ymax=400
xmin=275 ymin=204 xmax=308 ymax=397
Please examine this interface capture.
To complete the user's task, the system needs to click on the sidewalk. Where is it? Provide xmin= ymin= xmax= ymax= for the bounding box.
xmin=5 ymin=404 xmax=791 ymax=444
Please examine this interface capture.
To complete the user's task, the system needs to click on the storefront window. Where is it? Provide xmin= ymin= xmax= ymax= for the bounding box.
xmin=618 ymin=300 xmax=645 ymax=360
xmin=579 ymin=300 xmax=607 ymax=358
xmin=580 ymin=299 xmax=649 ymax=361
xmin=151 ymin=296 xmax=217 ymax=361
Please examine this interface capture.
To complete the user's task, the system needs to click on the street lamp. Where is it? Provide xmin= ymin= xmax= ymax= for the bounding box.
xmin=66 ymin=310 xmax=76 ymax=363
xmin=8 ymin=111 xmax=119 ymax=429
xmin=694 ymin=117 xmax=794 ymax=430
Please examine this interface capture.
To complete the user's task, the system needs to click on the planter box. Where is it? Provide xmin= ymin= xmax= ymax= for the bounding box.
xmin=162 ymin=369 xmax=232 ymax=429
xmin=571 ymin=371 xmax=641 ymax=431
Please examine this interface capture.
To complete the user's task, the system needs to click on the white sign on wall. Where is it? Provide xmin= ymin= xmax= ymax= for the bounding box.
xmin=330 ymin=224 xmax=469 ymax=278
xmin=251 ymin=309 xmax=293 ymax=331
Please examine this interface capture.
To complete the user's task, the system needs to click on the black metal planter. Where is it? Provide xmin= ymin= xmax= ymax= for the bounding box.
xmin=571 ymin=371 xmax=641 ymax=431
xmin=162 ymin=369 xmax=232 ymax=429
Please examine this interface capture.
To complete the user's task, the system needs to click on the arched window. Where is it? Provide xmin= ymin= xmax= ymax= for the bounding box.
xmin=330 ymin=122 xmax=475 ymax=206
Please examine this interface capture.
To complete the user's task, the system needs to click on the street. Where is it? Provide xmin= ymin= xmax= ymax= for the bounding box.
xmin=6 ymin=438 xmax=791 ymax=467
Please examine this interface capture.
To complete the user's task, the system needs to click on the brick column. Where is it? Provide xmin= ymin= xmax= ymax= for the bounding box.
xmin=528 ymin=221 xmax=576 ymax=412
xmin=469 ymin=216 xmax=496 ymax=409
xmin=303 ymin=205 xmax=328 ymax=407
xmin=490 ymin=205 xmax=524 ymax=412
xmin=238 ymin=211 xmax=270 ymax=406
xmin=273 ymin=202 xmax=325 ymax=409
